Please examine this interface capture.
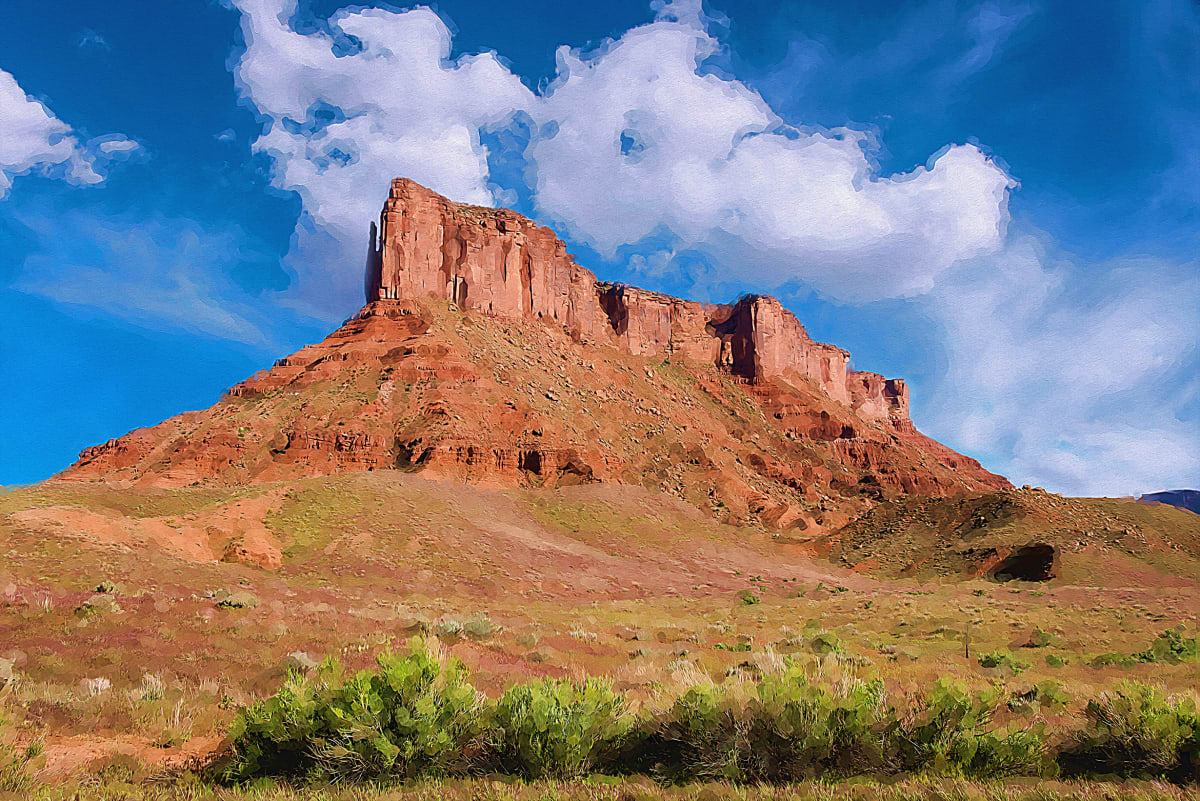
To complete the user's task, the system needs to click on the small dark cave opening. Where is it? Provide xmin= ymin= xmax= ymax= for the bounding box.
xmin=393 ymin=440 xmax=431 ymax=470
xmin=519 ymin=450 xmax=543 ymax=475
xmin=990 ymin=543 xmax=1058 ymax=582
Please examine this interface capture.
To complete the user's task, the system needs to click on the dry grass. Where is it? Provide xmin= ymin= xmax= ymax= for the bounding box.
xmin=1 ymin=474 xmax=1198 ymax=790
xmin=15 ymin=776 xmax=1200 ymax=801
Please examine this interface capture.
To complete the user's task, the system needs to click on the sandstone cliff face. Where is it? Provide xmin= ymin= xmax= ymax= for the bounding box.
xmin=596 ymin=284 xmax=718 ymax=362
xmin=60 ymin=178 xmax=1008 ymax=532
xmin=371 ymin=178 xmax=604 ymax=338
xmin=369 ymin=178 xmax=905 ymax=423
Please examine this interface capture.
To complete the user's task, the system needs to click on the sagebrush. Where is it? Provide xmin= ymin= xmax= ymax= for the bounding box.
xmin=217 ymin=639 xmax=1200 ymax=786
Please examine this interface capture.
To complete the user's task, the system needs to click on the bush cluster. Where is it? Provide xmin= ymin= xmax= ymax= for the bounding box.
xmin=483 ymin=678 xmax=634 ymax=778
xmin=222 ymin=640 xmax=483 ymax=782
xmin=1135 ymin=630 xmax=1199 ymax=664
xmin=217 ymin=639 xmax=1200 ymax=786
xmin=978 ymin=650 xmax=1030 ymax=674
xmin=622 ymin=671 xmax=1039 ymax=782
xmin=1058 ymin=683 xmax=1200 ymax=783
xmin=1090 ymin=630 xmax=1200 ymax=669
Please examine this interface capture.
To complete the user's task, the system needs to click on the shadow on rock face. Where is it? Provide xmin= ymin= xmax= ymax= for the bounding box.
xmin=990 ymin=543 xmax=1058 ymax=582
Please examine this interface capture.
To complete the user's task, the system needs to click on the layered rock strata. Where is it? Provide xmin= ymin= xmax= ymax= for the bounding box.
xmin=369 ymin=178 xmax=907 ymax=424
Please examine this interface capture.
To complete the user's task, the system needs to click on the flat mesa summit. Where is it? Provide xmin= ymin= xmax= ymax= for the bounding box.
xmin=62 ymin=177 xmax=1007 ymax=534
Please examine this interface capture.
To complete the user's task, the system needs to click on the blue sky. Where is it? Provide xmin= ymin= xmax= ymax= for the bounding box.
xmin=0 ymin=0 xmax=1196 ymax=495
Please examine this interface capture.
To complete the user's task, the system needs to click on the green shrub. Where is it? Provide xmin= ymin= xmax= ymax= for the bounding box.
xmin=1023 ymin=627 xmax=1055 ymax=648
xmin=220 ymin=637 xmax=484 ymax=782
xmin=964 ymin=726 xmax=1048 ymax=778
xmin=898 ymin=680 xmax=1045 ymax=778
xmin=1136 ymin=630 xmax=1199 ymax=664
xmin=462 ymin=613 xmax=499 ymax=641
xmin=809 ymin=632 xmax=844 ymax=655
xmin=1008 ymin=681 xmax=1070 ymax=716
xmin=978 ymin=650 xmax=1028 ymax=674
xmin=743 ymin=669 xmax=893 ymax=780
xmin=624 ymin=683 xmax=742 ymax=781
xmin=1084 ymin=631 xmax=1198 ymax=669
xmin=435 ymin=618 xmax=464 ymax=639
xmin=217 ymin=591 xmax=258 ymax=610
xmin=1034 ymin=681 xmax=1071 ymax=710
xmin=627 ymin=670 xmax=895 ymax=782
xmin=483 ymin=677 xmax=633 ymax=779
xmin=1090 ymin=651 xmax=1136 ymax=668
xmin=1058 ymin=682 xmax=1200 ymax=783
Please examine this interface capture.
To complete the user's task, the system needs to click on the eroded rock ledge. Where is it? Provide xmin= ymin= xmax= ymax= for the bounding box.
xmin=369 ymin=178 xmax=908 ymax=424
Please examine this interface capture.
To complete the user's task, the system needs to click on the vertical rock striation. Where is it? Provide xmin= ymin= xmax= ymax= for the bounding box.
xmin=369 ymin=178 xmax=907 ymax=424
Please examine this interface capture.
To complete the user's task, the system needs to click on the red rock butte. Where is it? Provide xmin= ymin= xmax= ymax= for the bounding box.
xmin=62 ymin=177 xmax=1008 ymax=533
xmin=368 ymin=178 xmax=909 ymax=424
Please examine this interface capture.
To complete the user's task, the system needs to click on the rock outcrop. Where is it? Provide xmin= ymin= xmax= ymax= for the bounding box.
xmin=369 ymin=178 xmax=907 ymax=423
xmin=370 ymin=179 xmax=603 ymax=336
xmin=59 ymin=178 xmax=1008 ymax=532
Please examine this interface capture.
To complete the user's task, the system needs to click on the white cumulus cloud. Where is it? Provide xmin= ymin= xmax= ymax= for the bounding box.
xmin=231 ymin=0 xmax=532 ymax=314
xmin=230 ymin=0 xmax=1014 ymax=310
xmin=530 ymin=13 xmax=1015 ymax=300
xmin=923 ymin=234 xmax=1200 ymax=496
xmin=0 ymin=68 xmax=139 ymax=198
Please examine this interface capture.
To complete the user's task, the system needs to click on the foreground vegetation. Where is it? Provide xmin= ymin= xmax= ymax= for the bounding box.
xmin=3 ymin=475 xmax=1200 ymax=799
xmin=204 ymin=638 xmax=1200 ymax=787
xmin=9 ymin=777 xmax=1200 ymax=801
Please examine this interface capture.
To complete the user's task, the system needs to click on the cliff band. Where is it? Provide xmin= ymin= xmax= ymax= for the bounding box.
xmin=368 ymin=179 xmax=908 ymax=423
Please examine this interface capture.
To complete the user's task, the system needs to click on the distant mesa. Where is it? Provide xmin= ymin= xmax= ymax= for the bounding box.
xmin=1139 ymin=490 xmax=1200 ymax=515
xmin=58 ymin=177 xmax=1008 ymax=532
